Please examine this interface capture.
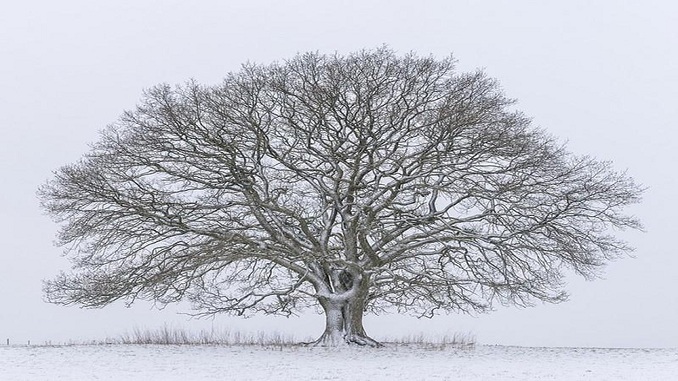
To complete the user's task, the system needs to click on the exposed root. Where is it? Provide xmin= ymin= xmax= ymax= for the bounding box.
xmin=305 ymin=333 xmax=383 ymax=348
xmin=345 ymin=334 xmax=384 ymax=347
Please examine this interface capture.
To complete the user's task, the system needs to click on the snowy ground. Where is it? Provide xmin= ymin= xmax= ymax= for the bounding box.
xmin=1 ymin=344 xmax=676 ymax=380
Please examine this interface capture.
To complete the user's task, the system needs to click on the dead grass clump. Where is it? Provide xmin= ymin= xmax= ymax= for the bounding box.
xmin=382 ymin=332 xmax=476 ymax=350
xmin=109 ymin=326 xmax=298 ymax=347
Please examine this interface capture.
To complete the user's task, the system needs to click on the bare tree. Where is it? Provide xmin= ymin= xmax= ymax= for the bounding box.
xmin=39 ymin=48 xmax=643 ymax=346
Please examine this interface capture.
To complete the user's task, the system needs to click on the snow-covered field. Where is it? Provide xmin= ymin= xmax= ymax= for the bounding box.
xmin=1 ymin=343 xmax=676 ymax=380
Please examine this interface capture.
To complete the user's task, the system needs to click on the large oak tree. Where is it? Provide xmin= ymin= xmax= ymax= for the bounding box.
xmin=40 ymin=48 xmax=642 ymax=346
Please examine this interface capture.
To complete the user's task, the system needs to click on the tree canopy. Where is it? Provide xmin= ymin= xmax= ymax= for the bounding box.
xmin=39 ymin=48 xmax=643 ymax=346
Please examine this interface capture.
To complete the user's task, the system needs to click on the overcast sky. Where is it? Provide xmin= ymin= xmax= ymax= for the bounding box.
xmin=1 ymin=0 xmax=677 ymax=348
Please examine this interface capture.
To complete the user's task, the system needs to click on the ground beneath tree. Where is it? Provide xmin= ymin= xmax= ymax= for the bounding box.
xmin=1 ymin=344 xmax=675 ymax=380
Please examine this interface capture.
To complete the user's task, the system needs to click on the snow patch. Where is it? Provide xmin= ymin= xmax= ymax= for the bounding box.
xmin=0 ymin=344 xmax=676 ymax=380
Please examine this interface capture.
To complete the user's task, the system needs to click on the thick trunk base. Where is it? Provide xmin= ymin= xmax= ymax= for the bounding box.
xmin=310 ymin=270 xmax=381 ymax=347
xmin=310 ymin=298 xmax=383 ymax=347
xmin=307 ymin=331 xmax=383 ymax=347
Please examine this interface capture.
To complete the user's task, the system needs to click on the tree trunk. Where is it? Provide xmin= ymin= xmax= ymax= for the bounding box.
xmin=310 ymin=274 xmax=382 ymax=347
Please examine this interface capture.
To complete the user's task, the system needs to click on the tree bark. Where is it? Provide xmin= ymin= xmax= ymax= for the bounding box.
xmin=310 ymin=274 xmax=382 ymax=347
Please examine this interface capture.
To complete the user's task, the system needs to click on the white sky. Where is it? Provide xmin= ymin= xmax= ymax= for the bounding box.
xmin=1 ymin=0 xmax=677 ymax=348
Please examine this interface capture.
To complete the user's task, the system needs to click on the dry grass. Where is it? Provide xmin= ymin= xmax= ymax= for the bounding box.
xmin=108 ymin=326 xmax=300 ymax=347
xmin=382 ymin=332 xmax=476 ymax=350
xmin=22 ymin=327 xmax=476 ymax=349
xmin=104 ymin=327 xmax=476 ymax=350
